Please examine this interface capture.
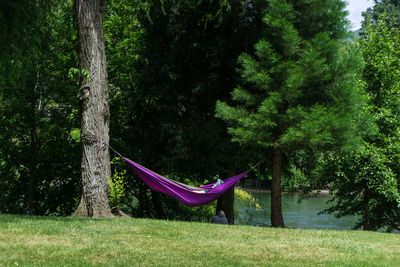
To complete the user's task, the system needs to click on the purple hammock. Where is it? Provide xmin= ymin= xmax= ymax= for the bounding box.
xmin=123 ymin=158 xmax=253 ymax=207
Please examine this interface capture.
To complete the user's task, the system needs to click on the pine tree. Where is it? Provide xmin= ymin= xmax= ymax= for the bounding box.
xmin=216 ymin=0 xmax=370 ymax=227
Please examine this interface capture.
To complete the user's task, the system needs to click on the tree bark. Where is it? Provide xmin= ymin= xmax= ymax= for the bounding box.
xmin=216 ymin=170 xmax=235 ymax=225
xmin=73 ymin=0 xmax=113 ymax=218
xmin=271 ymin=146 xmax=285 ymax=227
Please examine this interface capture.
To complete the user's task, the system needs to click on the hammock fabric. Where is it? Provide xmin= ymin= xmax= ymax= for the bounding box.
xmin=124 ymin=158 xmax=252 ymax=207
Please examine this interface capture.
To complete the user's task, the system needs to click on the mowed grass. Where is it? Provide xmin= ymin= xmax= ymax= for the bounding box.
xmin=0 ymin=214 xmax=399 ymax=266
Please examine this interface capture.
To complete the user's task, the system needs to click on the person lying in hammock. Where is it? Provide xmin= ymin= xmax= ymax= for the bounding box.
xmin=180 ymin=178 xmax=225 ymax=194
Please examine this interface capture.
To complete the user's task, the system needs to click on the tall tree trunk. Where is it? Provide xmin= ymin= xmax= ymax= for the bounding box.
xmin=271 ymin=147 xmax=285 ymax=227
xmin=73 ymin=0 xmax=113 ymax=218
xmin=216 ymin=170 xmax=235 ymax=225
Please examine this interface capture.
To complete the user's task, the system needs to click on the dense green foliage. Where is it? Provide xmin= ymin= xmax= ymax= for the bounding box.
xmin=216 ymin=0 xmax=372 ymax=227
xmin=108 ymin=158 xmax=127 ymax=210
xmin=104 ymin=0 xmax=266 ymax=219
xmin=217 ymin=1 xmax=370 ymax=150
xmin=363 ymin=0 xmax=400 ymax=28
xmin=0 ymin=0 xmax=399 ymax=231
xmin=216 ymin=0 xmax=369 ymax=152
xmin=0 ymin=0 xmax=80 ymax=215
xmin=316 ymin=15 xmax=400 ymax=231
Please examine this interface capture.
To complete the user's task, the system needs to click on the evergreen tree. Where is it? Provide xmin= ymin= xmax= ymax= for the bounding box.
xmin=216 ymin=0 xmax=371 ymax=227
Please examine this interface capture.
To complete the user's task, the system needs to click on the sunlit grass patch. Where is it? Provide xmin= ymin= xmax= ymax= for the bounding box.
xmin=0 ymin=214 xmax=399 ymax=266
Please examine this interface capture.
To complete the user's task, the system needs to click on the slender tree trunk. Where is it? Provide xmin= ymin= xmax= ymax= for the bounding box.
xmin=364 ymin=184 xmax=370 ymax=230
xmin=216 ymin=170 xmax=235 ymax=225
xmin=73 ymin=0 xmax=113 ymax=218
xmin=271 ymin=147 xmax=285 ymax=227
xmin=27 ymin=72 xmax=39 ymax=216
xmin=27 ymin=129 xmax=37 ymax=215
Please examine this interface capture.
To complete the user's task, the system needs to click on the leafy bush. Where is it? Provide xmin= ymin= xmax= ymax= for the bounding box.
xmin=235 ymin=188 xmax=262 ymax=225
xmin=108 ymin=157 xmax=127 ymax=210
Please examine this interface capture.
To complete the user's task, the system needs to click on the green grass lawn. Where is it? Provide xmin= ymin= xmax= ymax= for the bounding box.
xmin=0 ymin=214 xmax=399 ymax=266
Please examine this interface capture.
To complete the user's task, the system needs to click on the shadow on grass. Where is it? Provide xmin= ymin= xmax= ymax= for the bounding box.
xmin=0 ymin=213 xmax=115 ymax=224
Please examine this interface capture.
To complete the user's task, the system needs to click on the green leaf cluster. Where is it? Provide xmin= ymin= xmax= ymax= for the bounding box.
xmin=0 ymin=0 xmax=80 ymax=215
xmin=108 ymin=158 xmax=127 ymax=210
xmin=362 ymin=0 xmax=400 ymax=29
xmin=318 ymin=13 xmax=400 ymax=231
xmin=234 ymin=188 xmax=261 ymax=211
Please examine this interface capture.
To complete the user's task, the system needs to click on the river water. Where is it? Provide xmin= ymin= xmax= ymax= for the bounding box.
xmin=236 ymin=191 xmax=360 ymax=230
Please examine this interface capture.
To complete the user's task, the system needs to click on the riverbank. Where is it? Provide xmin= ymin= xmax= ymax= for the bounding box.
xmin=236 ymin=190 xmax=358 ymax=230
xmin=1 ymin=214 xmax=399 ymax=266
xmin=242 ymin=188 xmax=331 ymax=196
